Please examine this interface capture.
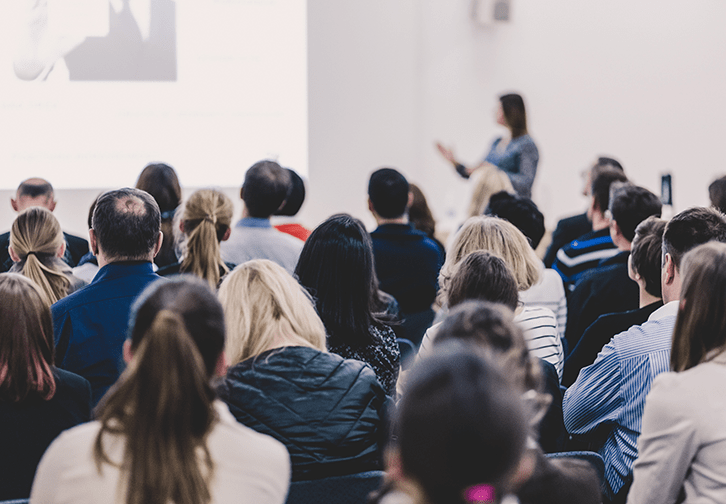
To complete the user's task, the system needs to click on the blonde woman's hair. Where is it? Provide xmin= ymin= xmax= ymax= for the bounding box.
xmin=10 ymin=207 xmax=70 ymax=305
xmin=179 ymin=189 xmax=233 ymax=289
xmin=218 ymin=260 xmax=327 ymax=364
xmin=467 ymin=164 xmax=515 ymax=218
xmin=440 ymin=216 xmax=540 ymax=303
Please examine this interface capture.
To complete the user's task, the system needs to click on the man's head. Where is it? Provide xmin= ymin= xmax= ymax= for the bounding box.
xmin=588 ymin=168 xmax=628 ymax=226
xmin=608 ymin=183 xmax=662 ymax=250
xmin=485 ymin=191 xmax=545 ymax=250
xmin=90 ymin=188 xmax=162 ymax=265
xmin=581 ymin=157 xmax=624 ymax=197
xmin=708 ymin=175 xmax=726 ymax=214
xmin=274 ymin=168 xmax=306 ymax=217
xmin=629 ymin=217 xmax=667 ymax=299
xmin=661 ymin=207 xmax=726 ymax=303
xmin=368 ymin=168 xmax=410 ymax=220
xmin=241 ymin=160 xmax=291 ymax=219
xmin=11 ymin=178 xmax=56 ymax=213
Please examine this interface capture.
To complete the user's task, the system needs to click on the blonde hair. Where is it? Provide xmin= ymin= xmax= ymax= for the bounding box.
xmin=467 ymin=165 xmax=515 ymax=218
xmin=218 ymin=260 xmax=327 ymax=364
xmin=179 ymin=189 xmax=233 ymax=289
xmin=440 ymin=216 xmax=540 ymax=303
xmin=10 ymin=207 xmax=70 ymax=305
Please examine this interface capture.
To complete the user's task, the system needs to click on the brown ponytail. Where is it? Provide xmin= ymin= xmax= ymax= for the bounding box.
xmin=94 ymin=309 xmax=217 ymax=504
xmin=180 ymin=189 xmax=233 ymax=289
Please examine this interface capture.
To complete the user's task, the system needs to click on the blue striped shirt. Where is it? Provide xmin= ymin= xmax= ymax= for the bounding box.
xmin=563 ymin=301 xmax=678 ymax=497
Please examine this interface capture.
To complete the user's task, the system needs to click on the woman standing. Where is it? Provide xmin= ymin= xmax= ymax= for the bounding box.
xmin=438 ymin=93 xmax=539 ymax=204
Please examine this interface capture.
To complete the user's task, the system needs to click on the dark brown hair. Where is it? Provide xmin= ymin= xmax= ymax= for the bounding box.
xmin=708 ymin=175 xmax=726 ymax=214
xmin=671 ymin=242 xmax=726 ymax=372
xmin=630 ymin=217 xmax=666 ymax=298
xmin=94 ymin=277 xmax=225 ymax=504
xmin=136 ymin=163 xmax=182 ymax=267
xmin=0 ymin=273 xmax=56 ymax=402
xmin=447 ymin=251 xmax=519 ymax=310
xmin=408 ymin=183 xmax=436 ymax=238
xmin=500 ymin=93 xmax=528 ymax=138
xmin=590 ymin=167 xmax=628 ymax=213
xmin=662 ymin=206 xmax=726 ymax=271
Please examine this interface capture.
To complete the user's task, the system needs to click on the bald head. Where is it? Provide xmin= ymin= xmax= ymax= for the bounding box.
xmin=11 ymin=178 xmax=55 ymax=213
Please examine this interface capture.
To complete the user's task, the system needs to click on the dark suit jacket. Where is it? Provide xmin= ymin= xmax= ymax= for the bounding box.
xmin=0 ymin=231 xmax=89 ymax=272
xmin=544 ymin=212 xmax=592 ymax=268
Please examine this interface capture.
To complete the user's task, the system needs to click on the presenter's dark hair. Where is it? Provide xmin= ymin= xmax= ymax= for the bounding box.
xmin=486 ymin=191 xmax=545 ymax=249
xmin=92 ymin=188 xmax=161 ymax=261
xmin=0 ymin=273 xmax=57 ymax=402
xmin=447 ymin=251 xmax=519 ymax=310
xmin=663 ymin=206 xmax=726 ymax=270
xmin=242 ymin=160 xmax=291 ymax=218
xmin=590 ymin=168 xmax=628 ymax=214
xmin=630 ymin=217 xmax=666 ymax=299
xmin=295 ymin=213 xmax=383 ymax=347
xmin=95 ymin=276 xmax=225 ymax=504
xmin=500 ymin=93 xmax=528 ymax=138
xmin=608 ymin=183 xmax=662 ymax=242
xmin=274 ymin=168 xmax=306 ymax=217
xmin=368 ymin=168 xmax=410 ymax=219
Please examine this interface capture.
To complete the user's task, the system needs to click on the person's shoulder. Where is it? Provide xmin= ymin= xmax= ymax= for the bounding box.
xmin=611 ymin=314 xmax=676 ymax=358
xmin=214 ymin=401 xmax=288 ymax=454
xmin=518 ymin=305 xmax=557 ymax=322
xmin=54 ymin=368 xmax=91 ymax=391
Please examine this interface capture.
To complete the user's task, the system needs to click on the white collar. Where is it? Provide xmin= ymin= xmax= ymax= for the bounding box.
xmin=648 ymin=300 xmax=679 ymax=322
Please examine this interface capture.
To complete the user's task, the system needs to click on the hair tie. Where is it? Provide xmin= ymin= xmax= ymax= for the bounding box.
xmin=26 ymin=251 xmax=37 ymax=258
xmin=160 ymin=209 xmax=177 ymax=220
xmin=203 ymin=215 xmax=216 ymax=224
xmin=464 ymin=484 xmax=496 ymax=503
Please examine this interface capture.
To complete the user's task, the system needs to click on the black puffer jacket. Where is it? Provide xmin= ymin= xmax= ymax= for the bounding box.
xmin=217 ymin=346 xmax=389 ymax=481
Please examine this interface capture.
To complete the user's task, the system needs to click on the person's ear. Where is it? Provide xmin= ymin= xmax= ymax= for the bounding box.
xmin=222 ymin=227 xmax=231 ymax=242
xmin=56 ymin=241 xmax=66 ymax=259
xmin=407 ymin=191 xmax=414 ymax=209
xmin=239 ymin=186 xmax=244 ymax=201
xmin=47 ymin=199 xmax=57 ymax=212
xmin=89 ymin=229 xmax=100 ymax=256
xmin=122 ymin=340 xmax=133 ymax=364
xmin=215 ymin=351 xmax=228 ymax=377
xmin=367 ymin=198 xmax=375 ymax=214
xmin=10 ymin=198 xmax=19 ymax=212
xmin=152 ymin=231 xmax=164 ymax=257
xmin=179 ymin=220 xmax=185 ymax=233
xmin=8 ymin=246 xmax=20 ymax=263
xmin=663 ymin=253 xmax=676 ymax=286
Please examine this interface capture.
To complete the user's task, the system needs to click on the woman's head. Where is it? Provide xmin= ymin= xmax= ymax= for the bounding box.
xmin=408 ymin=183 xmax=436 ymax=237
xmin=671 ymin=242 xmax=726 ymax=372
xmin=9 ymin=206 xmax=70 ymax=305
xmin=629 ymin=216 xmax=666 ymax=299
xmin=218 ymin=260 xmax=326 ymax=364
xmin=395 ymin=346 xmax=529 ymax=504
xmin=179 ymin=189 xmax=233 ymax=288
xmin=294 ymin=213 xmax=381 ymax=346
xmin=447 ymin=251 xmax=519 ymax=310
xmin=136 ymin=163 xmax=182 ymax=266
xmin=440 ymin=216 xmax=540 ymax=302
xmin=0 ymin=273 xmax=56 ymax=402
xmin=499 ymin=93 xmax=528 ymax=138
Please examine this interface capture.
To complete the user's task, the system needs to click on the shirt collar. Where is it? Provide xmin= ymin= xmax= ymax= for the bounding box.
xmin=92 ymin=261 xmax=156 ymax=284
xmin=648 ymin=300 xmax=679 ymax=322
xmin=236 ymin=217 xmax=272 ymax=228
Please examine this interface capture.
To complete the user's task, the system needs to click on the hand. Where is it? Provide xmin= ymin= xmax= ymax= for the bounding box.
xmin=435 ymin=142 xmax=457 ymax=165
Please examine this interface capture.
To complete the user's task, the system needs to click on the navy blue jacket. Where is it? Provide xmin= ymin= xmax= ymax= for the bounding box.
xmin=218 ymin=346 xmax=389 ymax=481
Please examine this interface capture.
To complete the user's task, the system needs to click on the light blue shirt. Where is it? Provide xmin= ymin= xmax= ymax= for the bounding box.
xmin=563 ymin=301 xmax=678 ymax=497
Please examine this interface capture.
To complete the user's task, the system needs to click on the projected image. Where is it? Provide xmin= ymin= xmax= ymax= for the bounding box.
xmin=14 ymin=0 xmax=176 ymax=81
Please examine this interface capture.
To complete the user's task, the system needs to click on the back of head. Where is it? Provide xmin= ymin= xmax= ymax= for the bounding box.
xmin=274 ymin=168 xmax=306 ymax=216
xmin=663 ymin=206 xmax=726 ymax=271
xmin=14 ymin=178 xmax=55 ymax=212
xmin=672 ymin=242 xmax=726 ymax=372
xmin=10 ymin=207 xmax=70 ymax=305
xmin=242 ymin=160 xmax=291 ymax=218
xmin=368 ymin=168 xmax=410 ymax=219
xmin=447 ymin=251 xmax=519 ymax=310
xmin=294 ymin=213 xmax=380 ymax=346
xmin=630 ymin=217 xmax=667 ymax=299
xmin=590 ymin=167 xmax=628 ymax=213
xmin=96 ymin=276 xmax=225 ymax=504
xmin=135 ymin=163 xmax=181 ymax=217
xmin=92 ymin=188 xmax=161 ymax=261
xmin=608 ymin=183 xmax=662 ymax=242
xmin=709 ymin=176 xmax=726 ymax=214
xmin=396 ymin=346 xmax=528 ymax=504
xmin=486 ymin=191 xmax=545 ymax=250
xmin=408 ymin=183 xmax=436 ymax=237
xmin=594 ymin=156 xmax=624 ymax=173
xmin=0 ymin=273 xmax=56 ymax=402
xmin=180 ymin=189 xmax=233 ymax=288
xmin=500 ymin=93 xmax=527 ymax=138
xmin=218 ymin=259 xmax=326 ymax=364
xmin=441 ymin=216 xmax=540 ymax=299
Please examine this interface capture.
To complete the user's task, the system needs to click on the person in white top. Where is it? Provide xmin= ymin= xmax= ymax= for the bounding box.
xmin=628 ymin=242 xmax=726 ymax=504
xmin=431 ymin=216 xmax=564 ymax=379
xmin=30 ymin=276 xmax=290 ymax=504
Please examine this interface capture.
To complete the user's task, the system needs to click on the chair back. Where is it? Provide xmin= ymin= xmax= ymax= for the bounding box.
xmin=546 ymin=450 xmax=606 ymax=492
xmin=285 ymin=470 xmax=385 ymax=504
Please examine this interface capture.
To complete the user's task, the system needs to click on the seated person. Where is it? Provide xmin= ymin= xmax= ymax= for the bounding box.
xmin=272 ymin=168 xmax=312 ymax=241
xmin=217 ymin=260 xmax=389 ymax=481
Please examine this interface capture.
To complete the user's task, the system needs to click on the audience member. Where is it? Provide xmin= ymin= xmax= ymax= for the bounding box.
xmin=368 ymin=168 xmax=445 ymax=345
xmin=8 ymin=207 xmax=86 ymax=305
xmin=217 ymin=260 xmax=388 ymax=481
xmin=552 ymin=167 xmax=628 ymax=289
xmin=708 ymin=175 xmax=726 ymax=214
xmin=628 ymin=242 xmax=726 ymax=504
xmin=486 ymin=191 xmax=568 ymax=338
xmin=31 ymin=276 xmax=291 ymax=504
xmin=433 ymin=302 xmax=600 ymax=503
xmin=408 ymin=183 xmax=446 ymax=255
xmin=296 ymin=214 xmax=401 ymax=396
xmin=71 ymin=194 xmax=101 ymax=282
xmin=158 ymin=188 xmax=234 ymax=288
xmin=272 ymin=168 xmax=311 ymax=241
xmin=220 ymin=160 xmax=303 ymax=274
xmin=0 ymin=178 xmax=88 ymax=272
xmin=0 ymin=274 xmax=91 ymax=501
xmin=563 ymin=217 xmax=666 ymax=387
xmin=564 ymin=206 xmax=726 ymax=502
xmin=135 ymin=163 xmax=182 ymax=268
xmin=52 ymin=188 xmax=164 ymax=405
xmin=433 ymin=216 xmax=564 ymax=379
xmin=565 ymin=183 xmax=662 ymax=350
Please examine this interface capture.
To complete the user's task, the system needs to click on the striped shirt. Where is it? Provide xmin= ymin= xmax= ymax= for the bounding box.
xmin=552 ymin=228 xmax=619 ymax=290
xmin=418 ymin=306 xmax=564 ymax=381
xmin=563 ymin=301 xmax=678 ymax=498
xmin=520 ymin=266 xmax=568 ymax=341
